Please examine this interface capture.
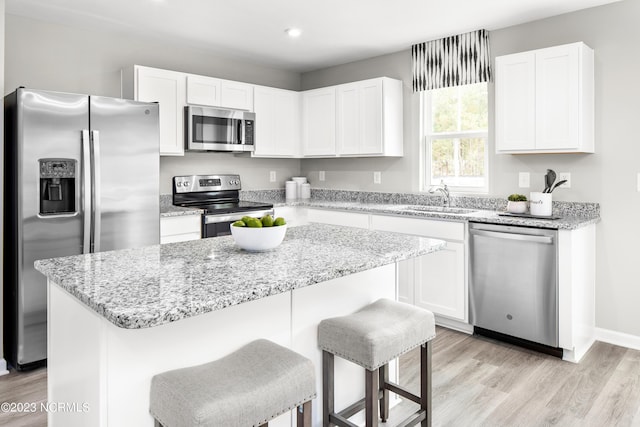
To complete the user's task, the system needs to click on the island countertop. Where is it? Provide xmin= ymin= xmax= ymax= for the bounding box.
xmin=35 ymin=223 xmax=445 ymax=330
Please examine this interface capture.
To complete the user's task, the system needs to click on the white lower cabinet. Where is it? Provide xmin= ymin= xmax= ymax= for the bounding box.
xmin=160 ymin=215 xmax=201 ymax=244
xmin=303 ymin=209 xmax=467 ymax=322
xmin=273 ymin=206 xmax=307 ymax=228
xmin=369 ymin=215 xmax=467 ymax=322
xmin=306 ymin=208 xmax=369 ymax=229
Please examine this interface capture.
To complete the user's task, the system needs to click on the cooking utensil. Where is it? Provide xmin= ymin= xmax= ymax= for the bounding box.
xmin=544 ymin=169 xmax=556 ymax=193
xmin=549 ymin=179 xmax=567 ymax=193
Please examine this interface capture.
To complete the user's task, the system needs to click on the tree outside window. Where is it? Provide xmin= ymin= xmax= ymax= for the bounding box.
xmin=423 ymin=83 xmax=488 ymax=192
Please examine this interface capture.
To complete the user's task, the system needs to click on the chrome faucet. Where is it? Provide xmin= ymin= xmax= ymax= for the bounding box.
xmin=428 ymin=182 xmax=450 ymax=207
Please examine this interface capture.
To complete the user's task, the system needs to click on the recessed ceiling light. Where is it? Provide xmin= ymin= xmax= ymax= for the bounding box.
xmin=285 ymin=28 xmax=302 ymax=38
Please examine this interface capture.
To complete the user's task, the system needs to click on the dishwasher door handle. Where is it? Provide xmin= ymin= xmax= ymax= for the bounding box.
xmin=470 ymin=228 xmax=554 ymax=244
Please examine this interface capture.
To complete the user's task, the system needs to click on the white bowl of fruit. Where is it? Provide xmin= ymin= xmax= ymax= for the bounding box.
xmin=230 ymin=215 xmax=287 ymax=251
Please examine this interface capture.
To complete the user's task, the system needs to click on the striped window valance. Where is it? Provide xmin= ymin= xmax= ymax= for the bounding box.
xmin=412 ymin=29 xmax=492 ymax=92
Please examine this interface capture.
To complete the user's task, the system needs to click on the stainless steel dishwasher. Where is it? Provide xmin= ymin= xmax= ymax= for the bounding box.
xmin=469 ymin=222 xmax=560 ymax=354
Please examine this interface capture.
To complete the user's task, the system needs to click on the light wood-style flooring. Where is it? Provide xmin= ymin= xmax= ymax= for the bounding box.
xmin=1 ymin=326 xmax=640 ymax=426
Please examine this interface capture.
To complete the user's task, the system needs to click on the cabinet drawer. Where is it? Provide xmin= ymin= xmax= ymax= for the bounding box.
xmin=161 ymin=215 xmax=201 ymax=237
xmin=306 ymin=208 xmax=369 ymax=229
xmin=369 ymin=214 xmax=464 ymax=241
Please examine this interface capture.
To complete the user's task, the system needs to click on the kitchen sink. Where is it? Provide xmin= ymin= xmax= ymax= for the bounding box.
xmin=403 ymin=205 xmax=478 ymax=215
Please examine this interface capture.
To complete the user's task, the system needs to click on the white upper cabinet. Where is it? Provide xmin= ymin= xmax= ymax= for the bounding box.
xmin=496 ymin=42 xmax=594 ymax=154
xmin=220 ymin=80 xmax=254 ymax=111
xmin=337 ymin=77 xmax=403 ymax=156
xmin=186 ymin=75 xmax=254 ymax=111
xmin=128 ymin=65 xmax=187 ymax=156
xmin=252 ymin=86 xmax=301 ymax=157
xmin=186 ymin=75 xmax=221 ymax=107
xmin=302 ymin=87 xmax=337 ymax=156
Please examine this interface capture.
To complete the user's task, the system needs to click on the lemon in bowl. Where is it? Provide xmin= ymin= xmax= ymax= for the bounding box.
xmin=230 ymin=215 xmax=287 ymax=251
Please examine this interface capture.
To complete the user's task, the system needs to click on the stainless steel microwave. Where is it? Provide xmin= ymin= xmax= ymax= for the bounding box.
xmin=185 ymin=106 xmax=255 ymax=152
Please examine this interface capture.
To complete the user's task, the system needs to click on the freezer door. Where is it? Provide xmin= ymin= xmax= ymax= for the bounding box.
xmin=13 ymin=89 xmax=88 ymax=367
xmin=89 ymin=96 xmax=160 ymax=251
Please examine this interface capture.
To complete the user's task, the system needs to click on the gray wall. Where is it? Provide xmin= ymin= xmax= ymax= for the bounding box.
xmin=301 ymin=0 xmax=640 ymax=337
xmin=4 ymin=14 xmax=303 ymax=193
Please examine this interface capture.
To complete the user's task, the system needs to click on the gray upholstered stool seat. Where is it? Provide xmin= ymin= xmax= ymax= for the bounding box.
xmin=318 ymin=298 xmax=436 ymax=427
xmin=150 ymin=339 xmax=316 ymax=427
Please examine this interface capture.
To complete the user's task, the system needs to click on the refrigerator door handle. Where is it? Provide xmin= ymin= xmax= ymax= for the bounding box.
xmin=90 ymin=130 xmax=102 ymax=253
xmin=82 ymin=130 xmax=92 ymax=254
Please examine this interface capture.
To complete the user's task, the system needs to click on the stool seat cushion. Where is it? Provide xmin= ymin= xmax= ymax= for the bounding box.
xmin=150 ymin=339 xmax=316 ymax=427
xmin=318 ymin=299 xmax=436 ymax=371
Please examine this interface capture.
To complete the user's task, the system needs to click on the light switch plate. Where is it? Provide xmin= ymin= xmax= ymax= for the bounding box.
xmin=269 ymin=171 xmax=276 ymax=182
xmin=518 ymin=172 xmax=530 ymax=188
xmin=319 ymin=171 xmax=325 ymax=181
xmin=558 ymin=172 xmax=571 ymax=188
xmin=374 ymin=171 xmax=381 ymax=184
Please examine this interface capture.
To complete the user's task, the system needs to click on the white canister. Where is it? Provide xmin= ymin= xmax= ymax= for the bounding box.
xmin=300 ymin=183 xmax=311 ymax=199
xmin=291 ymin=177 xmax=307 ymax=197
xmin=529 ymin=192 xmax=552 ymax=216
xmin=285 ymin=181 xmax=298 ymax=200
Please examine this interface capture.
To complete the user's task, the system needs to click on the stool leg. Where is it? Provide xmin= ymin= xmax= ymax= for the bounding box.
xmin=297 ymin=400 xmax=312 ymax=427
xmin=421 ymin=342 xmax=433 ymax=427
xmin=379 ymin=364 xmax=389 ymax=422
xmin=365 ymin=368 xmax=379 ymax=427
xmin=323 ymin=351 xmax=334 ymax=427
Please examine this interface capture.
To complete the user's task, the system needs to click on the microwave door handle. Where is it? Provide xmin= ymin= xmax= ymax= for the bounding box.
xmin=237 ymin=120 xmax=242 ymax=144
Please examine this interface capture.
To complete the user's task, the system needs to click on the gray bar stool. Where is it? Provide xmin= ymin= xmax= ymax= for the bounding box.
xmin=318 ymin=299 xmax=436 ymax=427
xmin=150 ymin=339 xmax=316 ymax=427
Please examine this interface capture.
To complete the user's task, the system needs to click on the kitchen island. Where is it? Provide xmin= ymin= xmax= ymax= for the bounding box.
xmin=35 ymin=223 xmax=445 ymax=427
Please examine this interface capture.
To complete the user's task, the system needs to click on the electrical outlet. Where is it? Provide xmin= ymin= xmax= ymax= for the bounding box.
xmin=518 ymin=172 xmax=530 ymax=188
xmin=269 ymin=171 xmax=276 ymax=182
xmin=319 ymin=171 xmax=325 ymax=181
xmin=374 ymin=171 xmax=381 ymax=184
xmin=637 ymin=173 xmax=640 ymax=192
xmin=558 ymin=172 xmax=571 ymax=189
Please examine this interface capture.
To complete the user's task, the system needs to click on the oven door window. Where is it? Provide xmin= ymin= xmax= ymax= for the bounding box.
xmin=192 ymin=115 xmax=240 ymax=144
xmin=203 ymin=221 xmax=233 ymax=238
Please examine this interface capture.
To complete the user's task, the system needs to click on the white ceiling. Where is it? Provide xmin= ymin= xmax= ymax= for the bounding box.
xmin=6 ymin=0 xmax=620 ymax=73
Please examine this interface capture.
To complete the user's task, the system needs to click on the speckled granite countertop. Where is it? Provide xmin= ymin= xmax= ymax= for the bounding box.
xmin=34 ymin=224 xmax=445 ymax=329
xmin=160 ymin=194 xmax=202 ymax=217
xmin=160 ymin=190 xmax=600 ymax=229
xmin=240 ymin=189 xmax=600 ymax=230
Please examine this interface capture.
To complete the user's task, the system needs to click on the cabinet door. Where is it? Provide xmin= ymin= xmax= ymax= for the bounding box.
xmin=359 ymin=79 xmax=383 ymax=154
xmin=495 ymin=52 xmax=536 ymax=152
xmin=337 ymin=83 xmax=360 ymax=155
xmin=337 ymin=79 xmax=384 ymax=156
xmin=160 ymin=215 xmax=201 ymax=244
xmin=253 ymin=86 xmax=300 ymax=157
xmin=302 ymin=88 xmax=336 ymax=156
xmin=535 ymin=45 xmax=579 ymax=151
xmin=414 ymin=241 xmax=466 ymax=321
xmin=220 ymin=80 xmax=254 ymax=111
xmin=136 ymin=67 xmax=186 ymax=156
xmin=186 ymin=75 xmax=221 ymax=107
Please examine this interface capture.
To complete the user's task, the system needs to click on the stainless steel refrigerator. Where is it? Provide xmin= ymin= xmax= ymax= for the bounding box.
xmin=3 ymin=88 xmax=160 ymax=370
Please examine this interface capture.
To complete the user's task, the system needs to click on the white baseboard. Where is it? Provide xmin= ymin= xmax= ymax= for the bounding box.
xmin=595 ymin=327 xmax=640 ymax=351
xmin=0 ymin=358 xmax=9 ymax=376
xmin=435 ymin=315 xmax=474 ymax=334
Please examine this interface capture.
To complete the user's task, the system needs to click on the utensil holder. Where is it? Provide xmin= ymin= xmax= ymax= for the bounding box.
xmin=529 ymin=192 xmax=552 ymax=216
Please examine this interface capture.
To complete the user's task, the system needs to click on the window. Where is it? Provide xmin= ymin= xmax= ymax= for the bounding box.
xmin=422 ymin=83 xmax=488 ymax=192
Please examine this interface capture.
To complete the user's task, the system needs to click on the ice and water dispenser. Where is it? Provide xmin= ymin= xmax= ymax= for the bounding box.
xmin=39 ymin=159 xmax=77 ymax=215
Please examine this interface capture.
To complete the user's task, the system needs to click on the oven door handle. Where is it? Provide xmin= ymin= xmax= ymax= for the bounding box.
xmin=204 ymin=209 xmax=275 ymax=225
xmin=469 ymin=229 xmax=554 ymax=244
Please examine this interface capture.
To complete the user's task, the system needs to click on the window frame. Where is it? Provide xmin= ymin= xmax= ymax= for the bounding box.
xmin=420 ymin=84 xmax=489 ymax=194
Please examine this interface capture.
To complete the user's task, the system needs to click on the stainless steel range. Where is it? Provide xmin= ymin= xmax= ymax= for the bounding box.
xmin=172 ymin=174 xmax=274 ymax=238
